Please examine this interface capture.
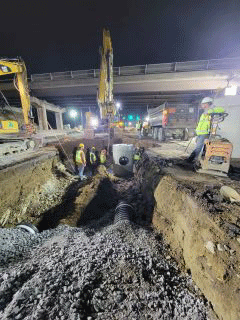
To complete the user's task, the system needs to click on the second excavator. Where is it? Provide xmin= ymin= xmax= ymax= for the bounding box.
xmin=0 ymin=58 xmax=38 ymax=159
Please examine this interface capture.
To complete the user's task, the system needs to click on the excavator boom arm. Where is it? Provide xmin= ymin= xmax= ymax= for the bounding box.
xmin=97 ymin=29 xmax=115 ymax=119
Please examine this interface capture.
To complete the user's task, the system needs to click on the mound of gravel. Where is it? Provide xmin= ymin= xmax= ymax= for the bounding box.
xmin=0 ymin=222 xmax=211 ymax=320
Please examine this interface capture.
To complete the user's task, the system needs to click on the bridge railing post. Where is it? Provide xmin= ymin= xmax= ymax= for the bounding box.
xmin=93 ymin=69 xmax=96 ymax=78
xmin=50 ymin=73 xmax=53 ymax=80
xmin=70 ymin=71 xmax=73 ymax=79
xmin=173 ymin=62 xmax=177 ymax=72
xmin=145 ymin=64 xmax=148 ymax=74
xmin=118 ymin=67 xmax=121 ymax=76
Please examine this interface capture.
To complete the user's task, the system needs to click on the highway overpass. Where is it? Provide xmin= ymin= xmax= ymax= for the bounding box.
xmin=1 ymin=57 xmax=240 ymax=110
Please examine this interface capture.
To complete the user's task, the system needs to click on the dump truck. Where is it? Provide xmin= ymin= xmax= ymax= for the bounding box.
xmin=144 ymin=102 xmax=198 ymax=141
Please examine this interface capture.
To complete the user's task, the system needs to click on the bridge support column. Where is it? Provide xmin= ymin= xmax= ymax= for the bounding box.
xmin=55 ymin=112 xmax=63 ymax=130
xmin=37 ymin=106 xmax=48 ymax=131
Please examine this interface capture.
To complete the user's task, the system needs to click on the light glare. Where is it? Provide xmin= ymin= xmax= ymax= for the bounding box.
xmin=91 ymin=118 xmax=98 ymax=127
xmin=225 ymin=85 xmax=237 ymax=96
xmin=69 ymin=110 xmax=78 ymax=118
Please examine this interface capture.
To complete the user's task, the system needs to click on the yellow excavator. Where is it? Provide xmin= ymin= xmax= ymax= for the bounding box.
xmin=0 ymin=58 xmax=37 ymax=159
xmin=97 ymin=29 xmax=116 ymax=143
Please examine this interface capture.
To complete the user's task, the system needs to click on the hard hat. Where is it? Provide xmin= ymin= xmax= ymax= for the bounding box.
xmin=79 ymin=143 xmax=84 ymax=148
xmin=201 ymin=97 xmax=213 ymax=105
xmin=91 ymin=146 xmax=96 ymax=150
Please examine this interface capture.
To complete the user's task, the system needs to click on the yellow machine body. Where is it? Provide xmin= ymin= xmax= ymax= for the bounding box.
xmin=0 ymin=120 xmax=19 ymax=133
xmin=0 ymin=59 xmax=31 ymax=129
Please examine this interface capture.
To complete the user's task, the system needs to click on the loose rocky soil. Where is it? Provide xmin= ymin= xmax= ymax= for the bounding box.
xmin=1 ymin=132 xmax=240 ymax=319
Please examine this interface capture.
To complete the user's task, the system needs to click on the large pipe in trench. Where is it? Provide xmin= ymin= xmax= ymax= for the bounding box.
xmin=114 ymin=201 xmax=134 ymax=224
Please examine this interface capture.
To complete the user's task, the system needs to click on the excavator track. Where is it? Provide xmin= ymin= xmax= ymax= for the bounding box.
xmin=0 ymin=137 xmax=36 ymax=157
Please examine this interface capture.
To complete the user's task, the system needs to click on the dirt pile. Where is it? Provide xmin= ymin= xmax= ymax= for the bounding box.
xmin=153 ymin=175 xmax=240 ymax=320
xmin=0 ymin=223 xmax=211 ymax=320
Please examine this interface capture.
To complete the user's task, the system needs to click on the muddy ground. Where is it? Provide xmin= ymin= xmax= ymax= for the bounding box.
xmin=0 ymin=130 xmax=240 ymax=319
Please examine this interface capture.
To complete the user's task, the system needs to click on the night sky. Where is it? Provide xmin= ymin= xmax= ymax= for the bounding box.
xmin=1 ymin=0 xmax=240 ymax=74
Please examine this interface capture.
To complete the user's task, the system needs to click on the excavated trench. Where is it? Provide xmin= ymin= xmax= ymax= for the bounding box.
xmin=1 ymin=149 xmax=240 ymax=319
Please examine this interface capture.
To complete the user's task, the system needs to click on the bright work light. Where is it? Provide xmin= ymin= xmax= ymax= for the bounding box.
xmin=225 ymin=85 xmax=237 ymax=96
xmin=69 ymin=110 xmax=78 ymax=118
xmin=91 ymin=118 xmax=98 ymax=127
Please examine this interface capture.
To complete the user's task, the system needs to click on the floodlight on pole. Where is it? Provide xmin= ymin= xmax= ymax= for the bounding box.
xmin=69 ymin=110 xmax=78 ymax=118
xmin=69 ymin=109 xmax=78 ymax=128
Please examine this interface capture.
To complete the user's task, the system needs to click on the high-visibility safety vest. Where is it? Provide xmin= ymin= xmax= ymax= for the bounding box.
xmin=90 ymin=152 xmax=97 ymax=164
xmin=195 ymin=107 xmax=225 ymax=135
xmin=195 ymin=113 xmax=211 ymax=135
xmin=100 ymin=151 xmax=106 ymax=164
xmin=76 ymin=149 xmax=85 ymax=164
xmin=134 ymin=153 xmax=141 ymax=161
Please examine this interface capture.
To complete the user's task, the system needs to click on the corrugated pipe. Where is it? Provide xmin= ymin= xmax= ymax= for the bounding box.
xmin=114 ymin=201 xmax=134 ymax=224
xmin=16 ymin=222 xmax=39 ymax=235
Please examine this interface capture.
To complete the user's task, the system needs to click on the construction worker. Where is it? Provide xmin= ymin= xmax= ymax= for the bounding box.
xmin=75 ymin=143 xmax=86 ymax=179
xmin=90 ymin=146 xmax=98 ymax=175
xmin=136 ymin=119 xmax=143 ymax=137
xmin=133 ymin=144 xmax=141 ymax=163
xmin=133 ymin=145 xmax=144 ymax=172
xmin=100 ymin=148 xmax=107 ymax=165
xmin=187 ymin=97 xmax=224 ymax=162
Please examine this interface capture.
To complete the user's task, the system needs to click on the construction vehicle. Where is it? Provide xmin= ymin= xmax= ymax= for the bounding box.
xmin=97 ymin=29 xmax=116 ymax=145
xmin=196 ymin=112 xmax=233 ymax=177
xmin=0 ymin=58 xmax=38 ymax=159
xmin=144 ymin=102 xmax=198 ymax=141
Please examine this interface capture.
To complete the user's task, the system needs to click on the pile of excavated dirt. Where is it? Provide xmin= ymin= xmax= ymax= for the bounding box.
xmin=152 ymin=171 xmax=240 ymax=320
xmin=0 ymin=222 xmax=213 ymax=320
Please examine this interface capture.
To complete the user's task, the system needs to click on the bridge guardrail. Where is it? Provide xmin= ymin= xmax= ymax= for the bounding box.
xmin=31 ymin=57 xmax=240 ymax=82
